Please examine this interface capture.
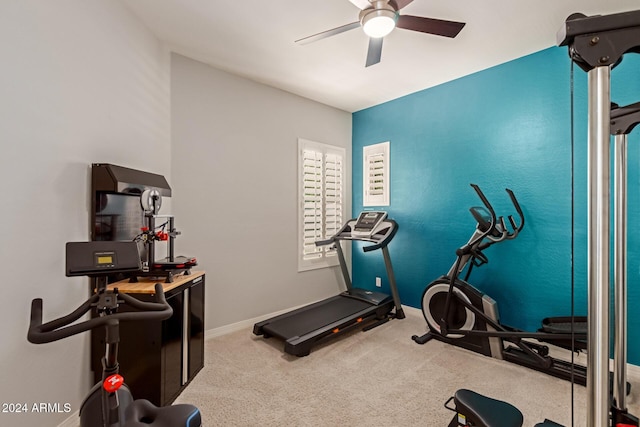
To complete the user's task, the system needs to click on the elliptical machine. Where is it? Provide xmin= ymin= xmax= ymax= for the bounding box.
xmin=27 ymin=241 xmax=202 ymax=427
xmin=412 ymin=184 xmax=588 ymax=385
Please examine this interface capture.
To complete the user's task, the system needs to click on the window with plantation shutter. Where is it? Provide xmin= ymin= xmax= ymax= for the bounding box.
xmin=363 ymin=141 xmax=390 ymax=207
xmin=298 ymin=138 xmax=345 ymax=271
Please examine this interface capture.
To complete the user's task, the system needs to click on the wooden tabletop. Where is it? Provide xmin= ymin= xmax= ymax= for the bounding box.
xmin=107 ymin=270 xmax=205 ymax=294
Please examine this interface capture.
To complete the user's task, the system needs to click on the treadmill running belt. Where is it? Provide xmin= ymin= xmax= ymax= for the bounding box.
xmin=263 ymin=297 xmax=374 ymax=339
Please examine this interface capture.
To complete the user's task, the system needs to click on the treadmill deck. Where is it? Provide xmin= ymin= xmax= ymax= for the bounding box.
xmin=254 ymin=291 xmax=394 ymax=356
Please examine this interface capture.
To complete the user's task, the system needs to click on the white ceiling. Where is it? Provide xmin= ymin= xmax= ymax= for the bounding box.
xmin=122 ymin=0 xmax=640 ymax=112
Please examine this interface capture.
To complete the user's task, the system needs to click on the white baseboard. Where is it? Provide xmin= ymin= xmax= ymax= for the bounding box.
xmin=205 ymin=302 xmax=314 ymax=339
xmin=205 ymin=304 xmax=422 ymax=340
xmin=204 ymin=315 xmax=261 ymax=340
xmin=57 ymin=411 xmax=79 ymax=427
xmin=625 ymin=360 xmax=640 ymax=382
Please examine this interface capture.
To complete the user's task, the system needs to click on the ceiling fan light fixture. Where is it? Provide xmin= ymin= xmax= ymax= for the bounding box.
xmin=361 ymin=8 xmax=397 ymax=38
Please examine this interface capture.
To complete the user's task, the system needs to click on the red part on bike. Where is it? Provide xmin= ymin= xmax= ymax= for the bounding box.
xmin=103 ymin=374 xmax=124 ymax=393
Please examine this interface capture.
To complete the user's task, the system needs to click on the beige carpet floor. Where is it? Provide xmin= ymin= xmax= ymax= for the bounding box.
xmin=175 ymin=309 xmax=640 ymax=426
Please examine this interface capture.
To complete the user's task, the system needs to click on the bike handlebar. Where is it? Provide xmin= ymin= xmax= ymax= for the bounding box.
xmin=27 ymin=283 xmax=172 ymax=344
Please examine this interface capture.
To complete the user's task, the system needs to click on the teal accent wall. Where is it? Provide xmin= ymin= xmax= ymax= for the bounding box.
xmin=352 ymin=46 xmax=640 ymax=364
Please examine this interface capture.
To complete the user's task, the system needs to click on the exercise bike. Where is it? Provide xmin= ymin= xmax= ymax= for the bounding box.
xmin=411 ymin=184 xmax=589 ymax=385
xmin=27 ymin=241 xmax=202 ymax=427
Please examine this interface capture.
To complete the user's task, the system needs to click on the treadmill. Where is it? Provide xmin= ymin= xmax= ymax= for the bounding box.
xmin=253 ymin=211 xmax=405 ymax=356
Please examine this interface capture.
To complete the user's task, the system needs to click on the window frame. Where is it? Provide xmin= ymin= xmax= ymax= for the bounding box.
xmin=298 ymin=138 xmax=346 ymax=272
xmin=363 ymin=141 xmax=390 ymax=207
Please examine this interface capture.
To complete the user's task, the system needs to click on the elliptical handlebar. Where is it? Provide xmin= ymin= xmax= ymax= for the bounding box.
xmin=459 ymin=184 xmax=524 ymax=253
xmin=468 ymin=184 xmax=525 ymax=251
xmin=463 ymin=184 xmax=500 ymax=250
xmin=485 ymin=216 xmax=509 ymax=243
xmin=470 ymin=183 xmax=497 ymax=225
xmin=504 ymin=188 xmax=525 ymax=238
xmin=27 ymin=283 xmax=172 ymax=344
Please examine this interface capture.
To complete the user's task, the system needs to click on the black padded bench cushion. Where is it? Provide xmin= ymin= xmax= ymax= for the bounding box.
xmin=534 ymin=420 xmax=565 ymax=427
xmin=454 ymin=389 xmax=523 ymax=427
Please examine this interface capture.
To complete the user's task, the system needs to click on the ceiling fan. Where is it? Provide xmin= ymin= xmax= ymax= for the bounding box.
xmin=295 ymin=0 xmax=466 ymax=67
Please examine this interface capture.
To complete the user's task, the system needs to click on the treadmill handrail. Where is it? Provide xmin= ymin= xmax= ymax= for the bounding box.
xmin=315 ymin=219 xmax=398 ymax=251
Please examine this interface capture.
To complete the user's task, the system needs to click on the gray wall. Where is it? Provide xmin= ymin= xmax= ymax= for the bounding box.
xmin=170 ymin=54 xmax=352 ymax=330
xmin=0 ymin=1 xmax=171 ymax=426
xmin=171 ymin=55 xmax=351 ymax=329
xmin=2 ymin=4 xmax=351 ymax=426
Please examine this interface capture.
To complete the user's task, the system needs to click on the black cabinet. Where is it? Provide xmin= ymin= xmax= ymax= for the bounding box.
xmin=91 ymin=272 xmax=205 ymax=406
xmin=188 ymin=280 xmax=205 ymax=379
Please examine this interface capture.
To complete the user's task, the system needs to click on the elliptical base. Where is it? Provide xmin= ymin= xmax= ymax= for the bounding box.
xmin=417 ymin=277 xmax=501 ymax=358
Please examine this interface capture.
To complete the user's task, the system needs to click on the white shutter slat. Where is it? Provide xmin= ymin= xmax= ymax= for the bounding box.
xmin=302 ymin=147 xmax=323 ymax=260
xmin=299 ymin=139 xmax=345 ymax=269
xmin=324 ymin=151 xmax=343 ymax=257
xmin=363 ymin=142 xmax=389 ymax=206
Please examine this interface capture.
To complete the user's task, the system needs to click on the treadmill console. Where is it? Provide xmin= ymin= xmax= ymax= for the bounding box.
xmin=351 ymin=211 xmax=388 ymax=238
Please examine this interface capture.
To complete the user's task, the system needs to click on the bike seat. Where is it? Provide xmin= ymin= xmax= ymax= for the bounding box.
xmin=123 ymin=399 xmax=201 ymax=427
xmin=454 ymin=389 xmax=523 ymax=427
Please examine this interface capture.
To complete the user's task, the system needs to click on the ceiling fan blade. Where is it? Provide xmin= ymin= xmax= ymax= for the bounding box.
xmin=295 ymin=21 xmax=360 ymax=45
xmin=394 ymin=0 xmax=414 ymax=10
xmin=396 ymin=15 xmax=466 ymax=38
xmin=365 ymin=37 xmax=383 ymax=67
xmin=348 ymin=0 xmax=373 ymax=10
